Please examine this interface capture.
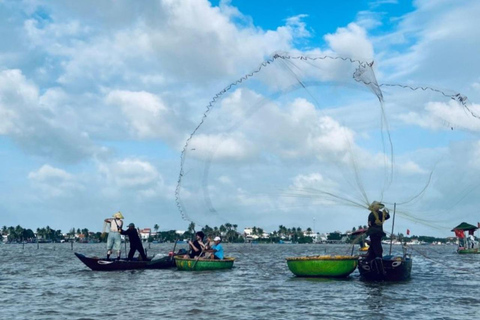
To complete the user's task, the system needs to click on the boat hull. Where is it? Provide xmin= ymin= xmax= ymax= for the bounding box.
xmin=358 ymin=255 xmax=412 ymax=281
xmin=286 ymin=255 xmax=358 ymax=277
xmin=74 ymin=253 xmax=175 ymax=271
xmin=457 ymin=248 xmax=480 ymax=254
xmin=174 ymin=257 xmax=235 ymax=271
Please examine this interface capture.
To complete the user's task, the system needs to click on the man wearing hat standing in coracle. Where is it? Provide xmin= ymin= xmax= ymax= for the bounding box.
xmin=119 ymin=223 xmax=147 ymax=261
xmin=366 ymin=201 xmax=390 ymax=262
xmin=104 ymin=211 xmax=124 ymax=260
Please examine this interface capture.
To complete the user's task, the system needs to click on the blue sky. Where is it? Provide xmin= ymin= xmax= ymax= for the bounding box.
xmin=1 ymin=0 xmax=480 ymax=237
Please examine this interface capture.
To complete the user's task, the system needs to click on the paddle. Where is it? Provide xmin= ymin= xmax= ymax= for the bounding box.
xmin=169 ymin=240 xmax=178 ymax=262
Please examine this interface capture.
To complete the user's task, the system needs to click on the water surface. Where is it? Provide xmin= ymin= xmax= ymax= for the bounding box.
xmin=1 ymin=243 xmax=479 ymax=319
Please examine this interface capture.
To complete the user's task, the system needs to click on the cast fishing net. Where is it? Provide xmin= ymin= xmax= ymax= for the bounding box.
xmin=175 ymin=52 xmax=479 ymax=234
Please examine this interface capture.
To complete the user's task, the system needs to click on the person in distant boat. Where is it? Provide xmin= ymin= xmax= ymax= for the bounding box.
xmin=185 ymin=231 xmax=206 ymax=259
xmin=205 ymin=236 xmax=224 ymax=259
xmin=104 ymin=211 xmax=124 ymax=260
xmin=366 ymin=201 xmax=390 ymax=261
xmin=119 ymin=223 xmax=147 ymax=261
xmin=468 ymin=233 xmax=476 ymax=249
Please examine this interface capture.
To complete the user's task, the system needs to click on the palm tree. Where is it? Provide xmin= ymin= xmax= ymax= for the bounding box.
xmin=219 ymin=224 xmax=227 ymax=235
xmin=188 ymin=222 xmax=195 ymax=234
xmin=154 ymin=224 xmax=159 ymax=240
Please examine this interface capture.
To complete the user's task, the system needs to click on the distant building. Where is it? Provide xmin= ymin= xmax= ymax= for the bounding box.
xmin=243 ymin=227 xmax=259 ymax=241
xmin=139 ymin=228 xmax=151 ymax=240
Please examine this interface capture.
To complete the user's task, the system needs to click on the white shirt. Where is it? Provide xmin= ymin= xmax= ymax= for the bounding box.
xmin=109 ymin=219 xmax=123 ymax=232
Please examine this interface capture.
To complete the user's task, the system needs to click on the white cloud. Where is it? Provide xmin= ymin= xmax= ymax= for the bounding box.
xmin=28 ymin=164 xmax=84 ymax=197
xmin=398 ymin=100 xmax=480 ymax=132
xmin=106 ymin=90 xmax=168 ymax=139
xmin=324 ymin=23 xmax=374 ymax=61
xmin=98 ymin=158 xmax=159 ymax=189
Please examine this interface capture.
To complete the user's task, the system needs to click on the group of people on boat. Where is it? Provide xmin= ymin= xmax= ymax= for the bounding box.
xmin=104 ymin=211 xmax=146 ymax=261
xmin=103 ymin=212 xmax=224 ymax=261
xmin=104 ymin=202 xmax=390 ymax=264
xmin=186 ymin=231 xmax=224 ymax=260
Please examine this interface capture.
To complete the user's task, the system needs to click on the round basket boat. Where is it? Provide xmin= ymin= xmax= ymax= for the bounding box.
xmin=286 ymin=255 xmax=358 ymax=277
xmin=174 ymin=256 xmax=235 ymax=271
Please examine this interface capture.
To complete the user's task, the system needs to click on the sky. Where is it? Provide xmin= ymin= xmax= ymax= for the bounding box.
xmin=1 ymin=0 xmax=480 ymax=237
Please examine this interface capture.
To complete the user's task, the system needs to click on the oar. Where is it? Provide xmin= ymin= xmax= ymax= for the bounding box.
xmin=389 ymin=203 xmax=397 ymax=255
xmin=170 ymin=240 xmax=178 ymax=261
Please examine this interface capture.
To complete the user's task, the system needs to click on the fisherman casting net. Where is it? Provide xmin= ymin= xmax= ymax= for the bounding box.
xmin=175 ymin=52 xmax=480 ymax=235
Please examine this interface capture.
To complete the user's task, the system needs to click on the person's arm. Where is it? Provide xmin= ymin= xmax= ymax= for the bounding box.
xmin=204 ymin=238 xmax=212 ymax=250
xmin=383 ymin=209 xmax=390 ymax=220
xmin=188 ymin=240 xmax=200 ymax=252
xmin=104 ymin=218 xmax=112 ymax=223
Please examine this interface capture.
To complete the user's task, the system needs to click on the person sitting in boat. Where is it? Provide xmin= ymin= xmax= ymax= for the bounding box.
xmin=104 ymin=211 xmax=124 ymax=260
xmin=119 ymin=223 xmax=147 ymax=261
xmin=205 ymin=236 xmax=224 ymax=259
xmin=185 ymin=231 xmax=206 ymax=259
xmin=468 ymin=233 xmax=476 ymax=249
xmin=366 ymin=201 xmax=390 ymax=261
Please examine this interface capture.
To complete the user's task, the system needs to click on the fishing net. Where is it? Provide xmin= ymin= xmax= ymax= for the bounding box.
xmin=175 ymin=52 xmax=479 ymax=235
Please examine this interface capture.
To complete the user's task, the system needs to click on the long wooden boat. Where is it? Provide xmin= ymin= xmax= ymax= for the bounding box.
xmin=357 ymin=254 xmax=412 ymax=281
xmin=174 ymin=256 xmax=235 ymax=271
xmin=74 ymin=252 xmax=176 ymax=271
xmin=286 ymin=255 xmax=358 ymax=278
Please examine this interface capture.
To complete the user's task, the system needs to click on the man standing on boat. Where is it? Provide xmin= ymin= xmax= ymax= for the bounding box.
xmin=104 ymin=211 xmax=124 ymax=260
xmin=366 ymin=201 xmax=390 ymax=261
xmin=120 ymin=223 xmax=147 ymax=261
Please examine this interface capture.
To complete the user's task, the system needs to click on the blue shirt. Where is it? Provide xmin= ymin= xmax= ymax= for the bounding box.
xmin=212 ymin=243 xmax=224 ymax=259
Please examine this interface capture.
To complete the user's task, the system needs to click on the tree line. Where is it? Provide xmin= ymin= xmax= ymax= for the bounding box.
xmin=1 ymin=223 xmax=453 ymax=244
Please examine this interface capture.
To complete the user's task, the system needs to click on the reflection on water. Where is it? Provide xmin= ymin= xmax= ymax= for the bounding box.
xmin=1 ymin=243 xmax=479 ymax=320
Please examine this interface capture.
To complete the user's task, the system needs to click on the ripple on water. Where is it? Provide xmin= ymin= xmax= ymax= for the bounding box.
xmin=1 ymin=243 xmax=480 ymax=319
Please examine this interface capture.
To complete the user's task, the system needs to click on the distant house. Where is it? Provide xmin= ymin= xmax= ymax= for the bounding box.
xmin=243 ymin=227 xmax=259 ymax=242
xmin=139 ymin=228 xmax=151 ymax=240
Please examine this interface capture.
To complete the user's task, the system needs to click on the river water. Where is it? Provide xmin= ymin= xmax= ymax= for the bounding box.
xmin=1 ymin=242 xmax=479 ymax=320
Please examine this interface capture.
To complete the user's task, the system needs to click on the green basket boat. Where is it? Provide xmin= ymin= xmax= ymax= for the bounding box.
xmin=457 ymin=248 xmax=480 ymax=254
xmin=174 ymin=256 xmax=235 ymax=271
xmin=286 ymin=255 xmax=358 ymax=277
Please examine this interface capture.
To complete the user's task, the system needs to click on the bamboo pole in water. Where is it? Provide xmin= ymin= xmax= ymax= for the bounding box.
xmin=389 ymin=203 xmax=397 ymax=255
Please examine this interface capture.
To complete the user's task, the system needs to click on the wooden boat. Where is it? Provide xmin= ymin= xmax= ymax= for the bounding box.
xmin=74 ymin=252 xmax=176 ymax=271
xmin=357 ymin=254 xmax=412 ymax=281
xmin=174 ymin=256 xmax=235 ymax=271
xmin=286 ymin=255 xmax=358 ymax=277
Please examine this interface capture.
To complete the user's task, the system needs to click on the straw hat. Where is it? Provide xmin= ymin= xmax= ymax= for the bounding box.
xmin=113 ymin=211 xmax=124 ymax=219
xmin=368 ymin=201 xmax=385 ymax=212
